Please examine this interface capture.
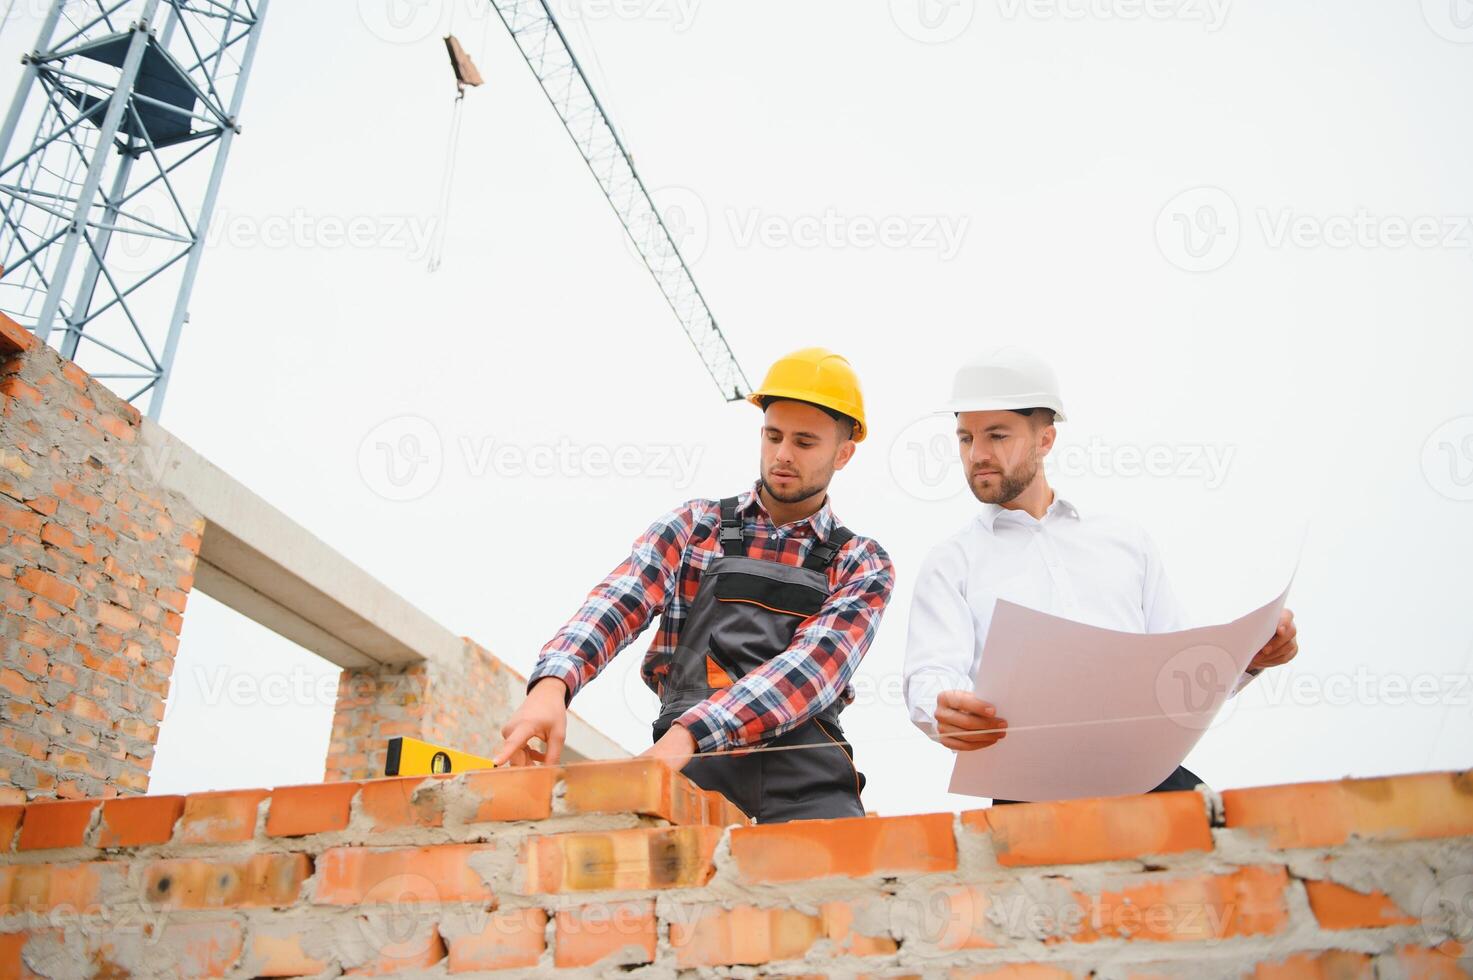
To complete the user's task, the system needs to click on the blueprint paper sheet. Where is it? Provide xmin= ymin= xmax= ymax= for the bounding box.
xmin=948 ymin=581 xmax=1292 ymax=801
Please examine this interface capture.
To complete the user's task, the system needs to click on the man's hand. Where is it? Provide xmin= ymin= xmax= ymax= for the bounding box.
xmin=934 ymin=690 xmax=1007 ymax=751
xmin=639 ymin=724 xmax=697 ymax=771
xmin=493 ymin=677 xmax=569 ymax=767
xmin=1249 ymin=608 xmax=1298 ymax=672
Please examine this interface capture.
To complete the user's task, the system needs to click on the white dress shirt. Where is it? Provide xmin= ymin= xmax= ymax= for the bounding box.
xmin=904 ymin=493 xmax=1239 ymax=735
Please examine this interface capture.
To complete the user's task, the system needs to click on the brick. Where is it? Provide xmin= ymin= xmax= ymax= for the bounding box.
xmin=963 ymin=792 xmax=1212 ymax=867
xmin=16 ymin=568 xmax=79 ymax=609
xmin=0 ymin=669 xmax=39 ymax=701
xmin=929 ymin=886 xmax=999 ymax=951
xmin=0 ymin=312 xmax=35 ymax=353
xmin=314 ymin=844 xmax=495 ymax=905
xmin=345 ymin=923 xmax=445 ymax=976
xmin=1223 ymin=771 xmax=1473 ymax=848
xmin=0 ymin=862 xmax=107 ymax=914
xmin=59 ymin=360 xmax=86 ymax=390
xmin=0 ymin=805 xmax=24 ymax=850
xmin=266 ymin=782 xmax=359 ymax=838
xmin=58 ymin=693 xmax=109 ymax=726
xmin=0 ymin=504 xmax=38 ymax=540
xmin=1304 ymin=879 xmax=1417 ymax=930
xmin=359 ymin=776 xmax=445 ymax=830
xmin=95 ymin=602 xmax=139 ymax=633
xmin=155 ymin=586 xmax=188 ymax=612
xmin=0 ymin=452 xmax=33 ymax=479
xmin=98 ymin=415 xmax=135 ymax=442
xmin=39 ymin=523 xmax=97 ymax=563
xmin=554 ymin=901 xmax=656 ymax=968
xmin=730 ymin=812 xmax=957 ymax=884
xmin=672 ymin=904 xmax=823 ymax=967
xmin=520 ymin=825 xmax=721 ymax=894
xmin=143 ymin=854 xmax=310 ymax=909
xmin=96 ymin=795 xmax=184 ymax=847
xmin=1069 ymin=865 xmax=1291 ymax=943
xmin=0 ymin=377 xmax=42 ymax=405
xmin=0 ymin=932 xmax=38 ymax=979
xmin=447 ymin=907 xmax=547 ymax=972
xmin=178 ymin=788 xmax=269 ymax=844
xmin=16 ymin=799 xmax=98 ymax=850
xmin=671 ymin=901 xmax=897 ymax=968
xmin=245 ymin=926 xmax=331 ymax=977
xmin=460 ymin=766 xmax=557 ymax=822
xmin=562 ymin=757 xmax=705 ymax=825
xmin=1252 ymin=950 xmax=1374 ymax=978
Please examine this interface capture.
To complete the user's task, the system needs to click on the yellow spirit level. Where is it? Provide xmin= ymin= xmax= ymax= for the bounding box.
xmin=384 ymin=736 xmax=498 ymax=777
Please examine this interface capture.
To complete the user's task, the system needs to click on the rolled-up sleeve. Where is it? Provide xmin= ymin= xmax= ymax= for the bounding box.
xmin=527 ymin=503 xmax=694 ymax=702
xmin=903 ymin=542 xmax=975 ymax=736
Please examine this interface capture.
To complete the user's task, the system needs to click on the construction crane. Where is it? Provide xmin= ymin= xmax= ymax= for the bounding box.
xmin=482 ymin=0 xmax=751 ymax=402
xmin=0 ymin=0 xmax=270 ymax=419
xmin=0 ymin=1 xmax=747 ymax=412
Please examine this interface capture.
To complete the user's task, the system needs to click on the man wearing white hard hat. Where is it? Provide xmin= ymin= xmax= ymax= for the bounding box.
xmin=901 ymin=347 xmax=1299 ymax=801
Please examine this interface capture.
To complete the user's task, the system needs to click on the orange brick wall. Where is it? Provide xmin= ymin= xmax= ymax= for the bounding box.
xmin=324 ymin=638 xmax=522 ymax=782
xmin=0 ymin=316 xmax=201 ymax=803
xmin=0 ymin=765 xmax=1468 ymax=977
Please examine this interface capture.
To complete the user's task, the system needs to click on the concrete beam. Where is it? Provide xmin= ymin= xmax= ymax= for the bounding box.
xmin=139 ymin=421 xmax=628 ymax=764
xmin=142 ymin=420 xmax=460 ymax=670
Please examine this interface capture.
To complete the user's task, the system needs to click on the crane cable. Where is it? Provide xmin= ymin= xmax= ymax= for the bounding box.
xmin=427 ymin=3 xmax=489 ymax=273
xmin=426 ymin=90 xmax=466 ymax=274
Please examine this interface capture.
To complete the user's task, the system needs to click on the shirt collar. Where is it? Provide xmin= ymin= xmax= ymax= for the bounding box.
xmin=738 ymin=478 xmax=839 ymax=538
xmin=977 ymin=492 xmax=1081 ymax=532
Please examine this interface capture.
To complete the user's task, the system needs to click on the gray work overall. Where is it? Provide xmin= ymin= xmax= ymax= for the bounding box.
xmin=652 ymin=497 xmax=867 ymax=824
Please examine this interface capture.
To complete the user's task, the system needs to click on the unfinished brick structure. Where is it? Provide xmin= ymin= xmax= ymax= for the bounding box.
xmin=0 ymin=765 xmax=1469 ymax=976
xmin=0 ymin=315 xmax=202 ymax=802
xmin=1 ymin=315 xmax=619 ymax=803
xmin=325 ymin=639 xmax=528 ymax=782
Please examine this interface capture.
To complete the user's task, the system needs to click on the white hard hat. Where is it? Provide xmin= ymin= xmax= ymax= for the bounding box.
xmin=941 ymin=346 xmax=1068 ymax=422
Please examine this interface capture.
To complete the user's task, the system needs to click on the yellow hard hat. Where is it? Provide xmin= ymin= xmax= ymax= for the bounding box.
xmin=747 ymin=347 xmax=867 ymax=442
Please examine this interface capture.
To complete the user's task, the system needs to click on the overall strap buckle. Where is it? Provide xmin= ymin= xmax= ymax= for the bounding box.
xmin=718 ymin=496 xmax=745 ymax=557
xmin=801 ymin=525 xmax=856 ymax=573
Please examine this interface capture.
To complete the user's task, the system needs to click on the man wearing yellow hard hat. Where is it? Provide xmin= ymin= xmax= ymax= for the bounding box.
xmin=494 ymin=348 xmax=895 ymax=823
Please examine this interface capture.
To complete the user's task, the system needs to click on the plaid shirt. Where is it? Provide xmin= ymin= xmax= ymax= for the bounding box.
xmin=527 ymin=480 xmax=895 ymax=752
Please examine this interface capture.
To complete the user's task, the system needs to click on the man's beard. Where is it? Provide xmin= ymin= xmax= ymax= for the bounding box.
xmin=760 ymin=471 xmax=828 ymax=505
xmin=968 ymin=454 xmax=1039 ymax=505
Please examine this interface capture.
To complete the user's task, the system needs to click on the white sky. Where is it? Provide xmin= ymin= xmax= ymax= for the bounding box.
xmin=4 ymin=1 xmax=1470 ymax=815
